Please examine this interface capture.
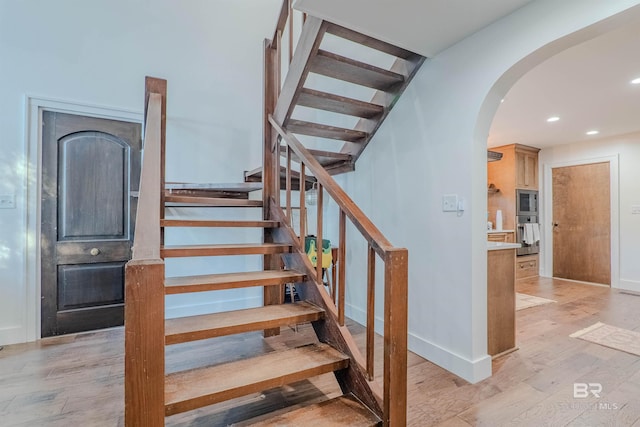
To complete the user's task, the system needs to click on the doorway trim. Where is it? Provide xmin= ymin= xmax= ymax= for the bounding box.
xmin=541 ymin=155 xmax=620 ymax=288
xmin=25 ymin=95 xmax=142 ymax=342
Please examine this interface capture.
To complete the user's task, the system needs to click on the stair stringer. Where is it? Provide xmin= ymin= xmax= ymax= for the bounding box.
xmin=267 ymin=199 xmax=384 ymax=419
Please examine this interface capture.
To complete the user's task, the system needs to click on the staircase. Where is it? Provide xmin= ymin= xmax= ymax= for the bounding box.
xmin=125 ymin=4 xmax=418 ymax=426
xmin=245 ymin=14 xmax=424 ymax=182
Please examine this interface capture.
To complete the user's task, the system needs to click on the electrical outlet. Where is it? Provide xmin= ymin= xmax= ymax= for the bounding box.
xmin=0 ymin=195 xmax=15 ymax=209
xmin=442 ymin=194 xmax=458 ymax=212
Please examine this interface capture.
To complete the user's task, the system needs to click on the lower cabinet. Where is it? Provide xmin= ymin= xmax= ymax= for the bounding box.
xmin=487 ymin=248 xmax=516 ymax=357
xmin=516 ymin=254 xmax=539 ymax=280
xmin=487 ymin=232 xmax=515 ymax=243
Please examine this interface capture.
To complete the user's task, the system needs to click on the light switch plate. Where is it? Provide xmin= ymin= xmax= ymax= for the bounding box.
xmin=442 ymin=194 xmax=458 ymax=212
xmin=0 ymin=194 xmax=15 ymax=209
xmin=632 ymin=205 xmax=640 ymax=215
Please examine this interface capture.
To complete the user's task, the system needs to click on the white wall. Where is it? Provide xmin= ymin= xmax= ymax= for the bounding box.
xmin=0 ymin=0 xmax=281 ymax=345
xmin=331 ymin=0 xmax=640 ymax=383
xmin=539 ymin=132 xmax=640 ymax=292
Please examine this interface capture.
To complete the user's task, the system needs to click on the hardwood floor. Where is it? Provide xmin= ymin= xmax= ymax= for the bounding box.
xmin=1 ymin=276 xmax=640 ymax=426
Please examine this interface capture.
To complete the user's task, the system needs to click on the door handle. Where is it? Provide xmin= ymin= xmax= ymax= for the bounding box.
xmin=90 ymin=248 xmax=100 ymax=256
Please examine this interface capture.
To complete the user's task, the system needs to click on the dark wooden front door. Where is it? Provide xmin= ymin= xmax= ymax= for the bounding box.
xmin=41 ymin=112 xmax=141 ymax=337
xmin=552 ymin=162 xmax=611 ymax=285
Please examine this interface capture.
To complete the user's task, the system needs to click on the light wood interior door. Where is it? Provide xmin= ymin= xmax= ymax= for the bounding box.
xmin=552 ymin=162 xmax=610 ymax=285
xmin=41 ymin=112 xmax=141 ymax=337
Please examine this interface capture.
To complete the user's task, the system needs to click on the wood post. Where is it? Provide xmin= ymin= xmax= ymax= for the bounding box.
xmin=366 ymin=245 xmax=375 ymax=381
xmin=286 ymin=147 xmax=292 ymax=224
xmin=299 ymin=163 xmax=306 ymax=245
xmin=315 ymin=184 xmax=323 ymax=285
xmin=124 ymin=259 xmax=165 ymax=426
xmin=338 ymin=210 xmax=346 ymax=326
xmin=262 ymin=38 xmax=282 ymax=337
xmin=383 ymin=249 xmax=408 ymax=427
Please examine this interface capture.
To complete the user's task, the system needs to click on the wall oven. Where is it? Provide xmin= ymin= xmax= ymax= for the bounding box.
xmin=516 ymin=215 xmax=539 ymax=256
xmin=516 ymin=189 xmax=538 ymax=216
xmin=516 ymin=190 xmax=539 ymax=256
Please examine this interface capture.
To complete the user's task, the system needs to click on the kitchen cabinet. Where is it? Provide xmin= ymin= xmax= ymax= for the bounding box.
xmin=487 ymin=231 xmax=515 ymax=243
xmin=488 ymin=143 xmax=541 ymax=230
xmin=515 ymin=146 xmax=539 ymax=190
xmin=487 ymin=245 xmax=517 ymax=357
xmin=515 ymin=254 xmax=539 ymax=280
xmin=488 ymin=143 xmax=540 ymax=279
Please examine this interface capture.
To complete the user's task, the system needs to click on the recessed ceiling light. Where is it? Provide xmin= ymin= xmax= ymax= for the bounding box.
xmin=500 ymin=98 xmax=505 ymax=103
xmin=586 ymin=130 xmax=599 ymax=135
xmin=631 ymin=77 xmax=640 ymax=85
xmin=547 ymin=116 xmax=560 ymax=122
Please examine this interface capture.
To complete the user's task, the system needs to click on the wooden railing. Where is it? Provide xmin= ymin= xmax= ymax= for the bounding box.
xmin=124 ymin=77 xmax=167 ymax=427
xmin=263 ymin=4 xmax=408 ymax=424
xmin=269 ymin=116 xmax=408 ymax=426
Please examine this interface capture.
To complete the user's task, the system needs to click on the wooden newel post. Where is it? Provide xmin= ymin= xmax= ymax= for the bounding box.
xmin=383 ymin=249 xmax=408 ymax=427
xmin=262 ymin=38 xmax=283 ymax=337
xmin=125 ymin=260 xmax=165 ymax=426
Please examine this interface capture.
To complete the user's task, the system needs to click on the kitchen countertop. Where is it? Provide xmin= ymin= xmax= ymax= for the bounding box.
xmin=487 ymin=241 xmax=521 ymax=251
xmin=487 ymin=229 xmax=515 ymax=233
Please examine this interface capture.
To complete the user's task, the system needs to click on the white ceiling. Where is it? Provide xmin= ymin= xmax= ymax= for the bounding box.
xmin=294 ymin=0 xmax=535 ymax=57
xmin=488 ymin=20 xmax=640 ymax=149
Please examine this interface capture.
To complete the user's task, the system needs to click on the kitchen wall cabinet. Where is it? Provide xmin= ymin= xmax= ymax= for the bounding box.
xmin=515 ymin=146 xmax=539 ymax=190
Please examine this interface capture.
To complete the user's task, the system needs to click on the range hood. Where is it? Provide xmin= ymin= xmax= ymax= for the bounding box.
xmin=487 ymin=150 xmax=503 ymax=162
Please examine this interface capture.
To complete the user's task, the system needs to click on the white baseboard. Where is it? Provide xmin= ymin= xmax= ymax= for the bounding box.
xmin=344 ymin=303 xmax=384 ymax=334
xmin=618 ymin=278 xmax=640 ymax=293
xmin=0 ymin=326 xmax=26 ymax=346
xmin=345 ymin=303 xmax=492 ymax=384
xmin=408 ymin=332 xmax=492 ymax=384
xmin=165 ymin=296 xmax=262 ymax=319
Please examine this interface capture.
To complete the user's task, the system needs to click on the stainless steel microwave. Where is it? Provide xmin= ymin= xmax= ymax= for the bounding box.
xmin=516 ymin=189 xmax=538 ymax=216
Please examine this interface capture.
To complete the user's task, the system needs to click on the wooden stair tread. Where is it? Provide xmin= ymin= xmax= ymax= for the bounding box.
xmin=310 ymin=49 xmax=404 ymax=91
xmin=161 ymin=219 xmax=279 ymax=228
xmin=164 ymin=343 xmax=350 ymax=416
xmin=165 ymin=195 xmax=263 ymax=207
xmin=287 ymin=119 xmax=367 ymax=142
xmin=165 ymin=182 xmax=263 ymax=192
xmin=161 ymin=243 xmax=291 ymax=258
xmin=245 ymin=166 xmax=316 ymax=190
xmin=280 ymin=146 xmax=351 ymax=164
xmin=165 ymin=302 xmax=324 ymax=345
xmin=325 ymin=22 xmax=416 ymax=60
xmin=165 ymin=270 xmax=305 ymax=294
xmin=297 ymin=88 xmax=384 ymax=119
xmin=244 ymin=394 xmax=381 ymax=426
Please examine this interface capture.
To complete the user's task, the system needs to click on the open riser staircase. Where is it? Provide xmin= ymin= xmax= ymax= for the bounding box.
xmin=245 ymin=12 xmax=424 ymax=184
xmin=125 ymin=4 xmax=418 ymax=426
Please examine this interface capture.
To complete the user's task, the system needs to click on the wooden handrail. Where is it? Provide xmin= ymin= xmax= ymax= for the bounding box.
xmin=271 ymin=0 xmax=290 ymax=48
xmin=131 ymin=92 xmax=163 ymax=260
xmin=269 ymin=113 xmax=408 ymax=425
xmin=269 ymin=115 xmax=395 ymax=259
